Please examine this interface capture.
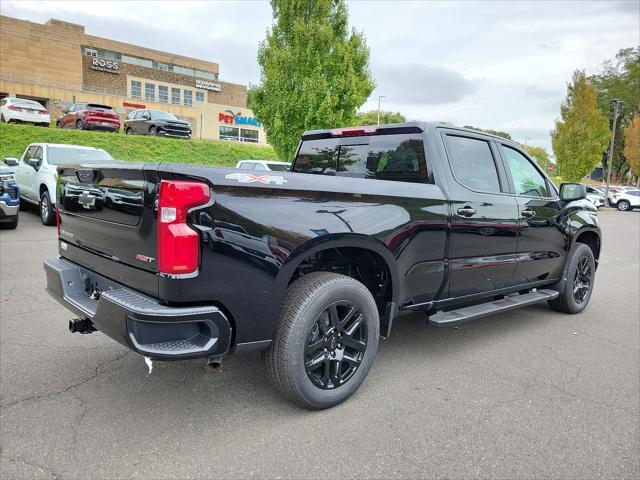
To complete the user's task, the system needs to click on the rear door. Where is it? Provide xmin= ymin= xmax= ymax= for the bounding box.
xmin=440 ymin=130 xmax=520 ymax=299
xmin=497 ymin=143 xmax=566 ymax=283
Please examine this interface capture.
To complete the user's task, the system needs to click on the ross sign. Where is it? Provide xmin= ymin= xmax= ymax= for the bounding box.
xmin=90 ymin=57 xmax=119 ymax=74
xmin=219 ymin=109 xmax=262 ymax=127
xmin=195 ymin=79 xmax=221 ymax=92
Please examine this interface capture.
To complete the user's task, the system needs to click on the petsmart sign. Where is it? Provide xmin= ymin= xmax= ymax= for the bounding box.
xmin=219 ymin=110 xmax=262 ymax=127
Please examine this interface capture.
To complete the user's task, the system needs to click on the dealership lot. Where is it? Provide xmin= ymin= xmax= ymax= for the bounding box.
xmin=1 ymin=210 xmax=638 ymax=479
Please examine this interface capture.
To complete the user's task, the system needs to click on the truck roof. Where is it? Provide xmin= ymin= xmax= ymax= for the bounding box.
xmin=302 ymin=122 xmax=517 ymax=144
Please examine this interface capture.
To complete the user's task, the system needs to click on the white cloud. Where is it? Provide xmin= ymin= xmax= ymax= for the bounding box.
xmin=1 ymin=0 xmax=637 ymax=151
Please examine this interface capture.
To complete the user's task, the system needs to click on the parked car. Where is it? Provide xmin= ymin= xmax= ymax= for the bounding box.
xmin=0 ymin=97 xmax=50 ymax=126
xmin=46 ymin=122 xmax=601 ymax=409
xmin=236 ymin=160 xmax=291 ymax=171
xmin=56 ymin=103 xmax=120 ymax=132
xmin=614 ymin=189 xmax=640 ymax=211
xmin=124 ymin=110 xmax=191 ymax=138
xmin=585 ymin=186 xmax=605 ymax=208
xmin=4 ymin=143 xmax=116 ymax=225
xmin=0 ymin=165 xmax=20 ymax=229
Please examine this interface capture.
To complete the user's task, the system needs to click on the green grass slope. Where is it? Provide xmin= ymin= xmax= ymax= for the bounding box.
xmin=0 ymin=123 xmax=280 ymax=167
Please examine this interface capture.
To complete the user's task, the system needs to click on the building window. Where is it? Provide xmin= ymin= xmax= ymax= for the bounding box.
xmin=131 ymin=80 xmax=142 ymax=99
xmin=240 ymin=129 xmax=259 ymax=143
xmin=184 ymin=90 xmax=193 ymax=107
xmin=153 ymin=61 xmax=169 ymax=71
xmin=171 ymin=88 xmax=180 ymax=105
xmin=83 ymin=47 xmax=97 ymax=57
xmin=158 ymin=85 xmax=168 ymax=103
xmin=145 ymin=83 xmax=155 ymax=101
xmin=195 ymin=91 xmax=205 ymax=103
xmin=219 ymin=126 xmax=239 ymax=141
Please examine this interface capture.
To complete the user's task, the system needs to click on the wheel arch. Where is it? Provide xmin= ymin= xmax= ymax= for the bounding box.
xmin=277 ymin=234 xmax=401 ymax=326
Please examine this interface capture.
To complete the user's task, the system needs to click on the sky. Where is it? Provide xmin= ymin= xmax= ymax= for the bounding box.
xmin=2 ymin=0 xmax=638 ymax=152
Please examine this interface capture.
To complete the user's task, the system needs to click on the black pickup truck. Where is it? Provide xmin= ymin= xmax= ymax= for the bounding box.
xmin=45 ymin=122 xmax=600 ymax=409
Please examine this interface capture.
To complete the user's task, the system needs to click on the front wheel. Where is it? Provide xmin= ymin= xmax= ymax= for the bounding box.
xmin=264 ymin=272 xmax=380 ymax=410
xmin=548 ymin=243 xmax=595 ymax=314
xmin=617 ymin=200 xmax=631 ymax=211
xmin=40 ymin=191 xmax=55 ymax=226
xmin=149 ymin=126 xmax=157 ymax=136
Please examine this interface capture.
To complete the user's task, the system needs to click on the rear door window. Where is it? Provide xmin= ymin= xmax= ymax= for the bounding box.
xmin=294 ymin=133 xmax=429 ymax=183
xmin=444 ymin=135 xmax=501 ymax=193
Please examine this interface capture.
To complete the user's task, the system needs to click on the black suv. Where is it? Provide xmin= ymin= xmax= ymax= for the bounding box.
xmin=124 ymin=110 xmax=191 ymax=139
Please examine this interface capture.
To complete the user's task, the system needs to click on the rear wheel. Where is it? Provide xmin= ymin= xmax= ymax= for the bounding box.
xmin=548 ymin=244 xmax=595 ymax=314
xmin=264 ymin=272 xmax=380 ymax=410
xmin=617 ymin=200 xmax=631 ymax=211
xmin=39 ymin=190 xmax=55 ymax=226
xmin=56 ymin=121 xmax=62 ymax=128
xmin=126 ymin=127 xmax=133 ymax=135
xmin=0 ymin=114 xmax=5 ymax=123
xmin=76 ymin=119 xmax=83 ymax=130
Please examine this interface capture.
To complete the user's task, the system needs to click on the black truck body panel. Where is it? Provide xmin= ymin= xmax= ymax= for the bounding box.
xmin=47 ymin=122 xmax=600 ymax=358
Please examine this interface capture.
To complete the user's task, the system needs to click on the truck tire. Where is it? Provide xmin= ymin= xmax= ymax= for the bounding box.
xmin=265 ymin=272 xmax=380 ymax=409
xmin=40 ymin=190 xmax=55 ymax=226
xmin=548 ymin=244 xmax=595 ymax=314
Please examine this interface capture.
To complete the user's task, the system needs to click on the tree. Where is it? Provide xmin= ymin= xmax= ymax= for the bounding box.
xmin=589 ymin=47 xmax=640 ymax=181
xmin=353 ymin=110 xmax=405 ymax=126
xmin=251 ymin=0 xmax=374 ymax=160
xmin=623 ymin=113 xmax=640 ymax=183
xmin=462 ymin=125 xmax=512 ymax=140
xmin=551 ymin=71 xmax=610 ymax=182
xmin=523 ymin=145 xmax=551 ymax=170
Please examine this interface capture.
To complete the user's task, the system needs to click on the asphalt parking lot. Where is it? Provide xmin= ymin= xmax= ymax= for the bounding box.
xmin=1 ymin=208 xmax=638 ymax=479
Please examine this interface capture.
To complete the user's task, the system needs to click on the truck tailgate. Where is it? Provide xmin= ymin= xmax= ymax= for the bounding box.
xmin=57 ymin=162 xmax=160 ymax=297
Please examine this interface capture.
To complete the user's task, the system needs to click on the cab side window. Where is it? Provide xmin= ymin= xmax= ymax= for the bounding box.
xmin=444 ymin=135 xmax=501 ymax=192
xmin=22 ymin=146 xmax=38 ymax=163
xmin=501 ymin=146 xmax=550 ymax=197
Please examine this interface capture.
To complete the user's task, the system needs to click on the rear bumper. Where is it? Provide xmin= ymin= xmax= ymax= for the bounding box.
xmin=44 ymin=257 xmax=231 ymax=360
xmin=84 ymin=120 xmax=120 ymax=131
xmin=5 ymin=112 xmax=50 ymax=124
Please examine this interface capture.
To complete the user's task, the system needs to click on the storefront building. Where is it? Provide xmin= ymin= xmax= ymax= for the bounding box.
xmin=0 ymin=15 xmax=266 ymax=144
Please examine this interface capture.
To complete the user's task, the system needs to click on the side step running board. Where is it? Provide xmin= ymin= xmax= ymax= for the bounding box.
xmin=428 ymin=289 xmax=559 ymax=327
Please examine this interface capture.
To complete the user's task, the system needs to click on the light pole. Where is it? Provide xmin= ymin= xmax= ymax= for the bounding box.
xmin=377 ymin=95 xmax=385 ymax=125
xmin=605 ymin=99 xmax=623 ymax=205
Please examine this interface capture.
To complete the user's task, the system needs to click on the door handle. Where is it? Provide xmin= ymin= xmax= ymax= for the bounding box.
xmin=456 ymin=206 xmax=476 ymax=217
xmin=521 ymin=209 xmax=536 ymax=219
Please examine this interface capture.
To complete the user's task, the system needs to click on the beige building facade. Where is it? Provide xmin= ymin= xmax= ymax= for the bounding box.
xmin=0 ymin=15 xmax=266 ymax=143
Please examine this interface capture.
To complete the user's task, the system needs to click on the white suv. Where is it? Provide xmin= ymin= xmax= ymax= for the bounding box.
xmin=3 ymin=143 xmax=115 ymax=225
xmin=614 ymin=189 xmax=640 ymax=211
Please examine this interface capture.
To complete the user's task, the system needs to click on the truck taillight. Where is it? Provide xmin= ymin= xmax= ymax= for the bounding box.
xmin=157 ymin=180 xmax=210 ymax=276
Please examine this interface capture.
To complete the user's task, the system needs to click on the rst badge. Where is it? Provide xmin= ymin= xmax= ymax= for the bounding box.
xmin=225 ymin=173 xmax=288 ymax=185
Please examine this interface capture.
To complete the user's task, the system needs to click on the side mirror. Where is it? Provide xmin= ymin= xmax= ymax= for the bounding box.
xmin=3 ymin=157 xmax=19 ymax=167
xmin=61 ymin=109 xmax=69 ymax=114
xmin=142 ymin=114 xmax=150 ymax=120
xmin=28 ymin=158 xmax=41 ymax=170
xmin=559 ymin=183 xmax=587 ymax=201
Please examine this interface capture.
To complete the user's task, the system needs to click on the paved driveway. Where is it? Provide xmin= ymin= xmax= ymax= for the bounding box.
xmin=1 ymin=209 xmax=638 ymax=479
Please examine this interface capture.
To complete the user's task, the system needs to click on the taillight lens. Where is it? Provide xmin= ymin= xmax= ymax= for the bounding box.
xmin=8 ymin=105 xmax=21 ymax=111
xmin=158 ymin=180 xmax=210 ymax=276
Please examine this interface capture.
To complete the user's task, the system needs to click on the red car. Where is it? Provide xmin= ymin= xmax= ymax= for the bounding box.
xmin=56 ymin=103 xmax=120 ymax=132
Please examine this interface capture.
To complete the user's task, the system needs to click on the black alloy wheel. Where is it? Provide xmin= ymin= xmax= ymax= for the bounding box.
xmin=572 ymin=257 xmax=592 ymax=304
xmin=304 ymin=301 xmax=368 ymax=390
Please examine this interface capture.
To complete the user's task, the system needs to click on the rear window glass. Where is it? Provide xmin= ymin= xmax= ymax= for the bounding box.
xmin=48 ymin=147 xmax=114 ymax=165
xmin=266 ymin=163 xmax=290 ymax=172
xmin=445 ymin=135 xmax=501 ymax=192
xmin=293 ymin=134 xmax=429 ymax=183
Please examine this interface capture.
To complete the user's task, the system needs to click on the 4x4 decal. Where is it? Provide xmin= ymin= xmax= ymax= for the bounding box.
xmin=225 ymin=173 xmax=288 ymax=185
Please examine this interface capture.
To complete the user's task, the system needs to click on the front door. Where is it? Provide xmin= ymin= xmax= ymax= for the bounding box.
xmin=16 ymin=145 xmax=40 ymax=200
xmin=441 ymin=131 xmax=520 ymax=299
xmin=498 ymin=144 xmax=567 ymax=284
